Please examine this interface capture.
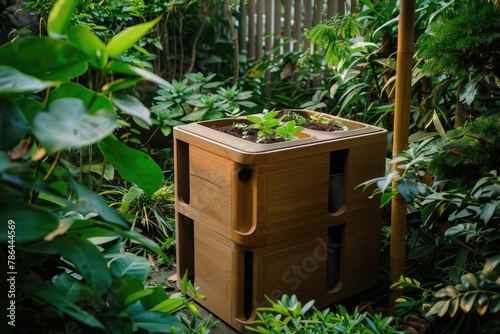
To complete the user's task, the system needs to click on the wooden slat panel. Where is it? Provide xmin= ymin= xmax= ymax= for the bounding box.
xmin=238 ymin=0 xmax=361 ymax=72
xmin=293 ymin=0 xmax=302 ymax=52
xmin=273 ymin=0 xmax=283 ymax=50
xmin=283 ymin=0 xmax=292 ymax=53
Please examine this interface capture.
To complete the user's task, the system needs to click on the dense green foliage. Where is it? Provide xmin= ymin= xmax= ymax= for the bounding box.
xmin=246 ymin=294 xmax=405 ymax=334
xmin=1 ymin=0 xmax=499 ymax=333
xmin=0 ymin=0 xmax=212 ymax=332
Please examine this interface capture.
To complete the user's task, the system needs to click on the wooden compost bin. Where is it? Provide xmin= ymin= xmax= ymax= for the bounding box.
xmin=174 ymin=110 xmax=387 ymax=332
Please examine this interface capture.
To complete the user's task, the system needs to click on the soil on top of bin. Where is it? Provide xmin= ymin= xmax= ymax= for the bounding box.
xmin=210 ymin=111 xmax=347 ymax=143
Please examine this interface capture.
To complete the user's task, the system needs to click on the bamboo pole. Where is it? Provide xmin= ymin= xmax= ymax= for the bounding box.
xmin=390 ymin=0 xmax=416 ymax=313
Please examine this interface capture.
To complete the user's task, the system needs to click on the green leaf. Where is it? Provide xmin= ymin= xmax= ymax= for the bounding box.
xmin=395 ymin=179 xmax=419 ymax=203
xmin=138 ymin=286 xmax=170 ymax=310
xmin=421 ymin=202 xmax=438 ymax=225
xmin=151 ymin=297 xmax=185 ymax=313
xmin=31 ymin=98 xmax=117 ymax=153
xmin=0 ymin=204 xmax=59 ymax=244
xmin=67 ymin=25 xmax=108 ymax=69
xmin=0 ymin=99 xmax=29 ymax=151
xmin=0 ymin=66 xmax=55 ymax=95
xmin=47 ymin=0 xmax=78 ymax=38
xmin=131 ymin=310 xmax=188 ymax=332
xmin=50 ymin=83 xmax=114 ymax=114
xmin=106 ymin=16 xmax=162 ymax=58
xmin=108 ymin=61 xmax=170 ymax=87
xmin=460 ymin=292 xmax=476 ymax=313
xmin=0 ymin=151 xmax=9 ymax=172
xmin=98 ymin=135 xmax=162 ymax=197
xmin=112 ymin=94 xmax=152 ymax=126
xmin=124 ymin=290 xmax=153 ymax=308
xmin=110 ymin=254 xmax=152 ymax=281
xmin=53 ymin=272 xmax=93 ymax=303
xmin=22 ymin=270 xmax=105 ymax=330
xmin=102 ymin=77 xmax=142 ymax=93
xmin=52 ymin=235 xmax=112 ymax=296
xmin=107 ymin=227 xmax=170 ymax=264
xmin=111 ymin=275 xmax=144 ymax=309
xmin=380 ymin=191 xmax=397 ymax=206
xmin=461 ymin=273 xmax=479 ymax=290
xmin=0 ymin=37 xmax=88 ymax=81
xmin=480 ymin=202 xmax=497 ymax=224
xmin=70 ymin=179 xmax=129 ymax=229
xmin=426 ymin=300 xmax=449 ymax=317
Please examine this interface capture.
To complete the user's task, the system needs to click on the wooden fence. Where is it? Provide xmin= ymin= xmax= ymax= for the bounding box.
xmin=239 ymin=0 xmax=359 ymax=61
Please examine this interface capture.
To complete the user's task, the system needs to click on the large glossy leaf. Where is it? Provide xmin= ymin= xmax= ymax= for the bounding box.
xmin=31 ymin=98 xmax=117 ymax=153
xmin=106 ymin=16 xmax=162 ymax=58
xmin=124 ymin=290 xmax=153 ymax=308
xmin=139 ymin=286 xmax=169 ymax=310
xmin=50 ymin=83 xmax=114 ymax=114
xmin=70 ymin=179 xmax=129 ymax=229
xmin=0 ymin=37 xmax=88 ymax=81
xmin=67 ymin=25 xmax=108 ymax=69
xmin=22 ymin=270 xmax=105 ymax=330
xmin=47 ymin=0 xmax=78 ymax=38
xmin=98 ymin=135 xmax=162 ymax=197
xmin=111 ymin=274 xmax=144 ymax=309
xmin=53 ymin=272 xmax=93 ymax=303
xmin=52 ymin=235 xmax=112 ymax=296
xmin=112 ymin=94 xmax=152 ymax=126
xmin=0 ymin=66 xmax=55 ymax=95
xmin=0 ymin=99 xmax=29 ymax=151
xmin=110 ymin=254 xmax=152 ymax=281
xmin=0 ymin=204 xmax=59 ymax=244
xmin=132 ymin=311 xmax=188 ymax=333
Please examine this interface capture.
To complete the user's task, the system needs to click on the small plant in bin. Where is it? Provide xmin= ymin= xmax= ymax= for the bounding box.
xmin=276 ymin=120 xmax=305 ymax=141
xmin=246 ymin=110 xmax=282 ymax=140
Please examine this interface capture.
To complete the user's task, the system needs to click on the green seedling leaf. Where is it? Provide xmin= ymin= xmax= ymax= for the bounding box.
xmin=0 ymin=66 xmax=55 ymax=95
xmin=0 ymin=37 xmax=88 ymax=81
xmin=106 ymin=16 xmax=162 ymax=58
xmin=98 ymin=135 xmax=162 ymax=197
xmin=0 ymin=99 xmax=29 ymax=151
xmin=67 ymin=25 xmax=108 ymax=69
xmin=47 ymin=0 xmax=78 ymax=38
xmin=32 ymin=98 xmax=117 ymax=153
xmin=112 ymin=94 xmax=152 ymax=126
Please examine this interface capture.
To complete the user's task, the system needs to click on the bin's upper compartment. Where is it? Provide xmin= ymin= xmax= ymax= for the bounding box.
xmin=173 ymin=109 xmax=386 ymax=156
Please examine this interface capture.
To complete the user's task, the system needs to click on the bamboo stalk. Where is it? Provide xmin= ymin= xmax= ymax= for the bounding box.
xmin=390 ymin=0 xmax=416 ymax=313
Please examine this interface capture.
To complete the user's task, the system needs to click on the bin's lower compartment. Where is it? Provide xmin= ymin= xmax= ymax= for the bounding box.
xmin=176 ymin=215 xmax=382 ymax=333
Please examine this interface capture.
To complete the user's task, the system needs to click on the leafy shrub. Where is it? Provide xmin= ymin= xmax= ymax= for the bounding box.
xmin=246 ymin=294 xmax=404 ymax=334
xmin=0 ymin=0 xmax=210 ymax=331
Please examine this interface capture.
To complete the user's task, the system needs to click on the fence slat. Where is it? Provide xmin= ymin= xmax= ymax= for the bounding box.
xmin=239 ymin=0 xmax=353 ymax=61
